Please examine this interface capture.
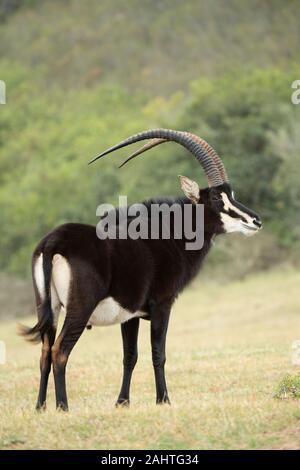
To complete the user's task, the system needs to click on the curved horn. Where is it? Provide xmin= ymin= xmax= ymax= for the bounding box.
xmin=89 ymin=128 xmax=224 ymax=187
xmin=118 ymin=133 xmax=228 ymax=183
xmin=185 ymin=133 xmax=229 ymax=182
xmin=118 ymin=138 xmax=168 ymax=168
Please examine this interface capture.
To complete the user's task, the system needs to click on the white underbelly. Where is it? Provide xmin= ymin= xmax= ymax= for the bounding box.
xmin=87 ymin=297 xmax=146 ymax=327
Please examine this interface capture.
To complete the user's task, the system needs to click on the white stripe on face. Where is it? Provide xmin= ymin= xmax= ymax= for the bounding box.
xmin=219 ymin=192 xmax=260 ymax=236
xmin=220 ymin=212 xmax=258 ymax=236
xmin=221 ymin=192 xmax=253 ymax=224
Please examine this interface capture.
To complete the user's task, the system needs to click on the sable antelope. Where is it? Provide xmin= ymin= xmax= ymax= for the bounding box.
xmin=21 ymin=129 xmax=262 ymax=411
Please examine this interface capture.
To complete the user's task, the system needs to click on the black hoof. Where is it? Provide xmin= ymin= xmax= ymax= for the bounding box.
xmin=115 ymin=399 xmax=130 ymax=408
xmin=35 ymin=402 xmax=46 ymax=412
xmin=56 ymin=403 xmax=69 ymax=412
xmin=156 ymin=395 xmax=171 ymax=405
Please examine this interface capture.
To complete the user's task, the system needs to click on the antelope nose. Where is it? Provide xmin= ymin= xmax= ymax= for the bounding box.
xmin=253 ymin=218 xmax=262 ymax=228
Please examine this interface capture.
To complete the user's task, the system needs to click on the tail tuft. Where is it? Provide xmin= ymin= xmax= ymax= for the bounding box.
xmin=18 ymin=300 xmax=53 ymax=344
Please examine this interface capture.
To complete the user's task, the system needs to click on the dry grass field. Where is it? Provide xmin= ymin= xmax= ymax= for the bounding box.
xmin=0 ymin=269 xmax=300 ymax=450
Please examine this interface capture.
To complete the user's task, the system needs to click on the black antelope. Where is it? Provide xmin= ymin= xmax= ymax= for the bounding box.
xmin=21 ymin=129 xmax=262 ymax=411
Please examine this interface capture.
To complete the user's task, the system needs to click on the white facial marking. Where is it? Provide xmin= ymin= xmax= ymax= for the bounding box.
xmin=220 ymin=193 xmax=258 ymax=236
xmin=221 ymin=192 xmax=252 ymax=224
xmin=34 ymin=253 xmax=45 ymax=301
xmin=51 ymin=254 xmax=71 ymax=308
xmin=88 ymin=297 xmax=146 ymax=327
xmin=220 ymin=212 xmax=253 ymax=236
xmin=220 ymin=212 xmax=241 ymax=233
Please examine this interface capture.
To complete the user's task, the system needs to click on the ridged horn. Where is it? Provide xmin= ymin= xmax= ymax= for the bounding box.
xmin=184 ymin=133 xmax=228 ymax=182
xmin=118 ymin=134 xmax=228 ymax=182
xmin=118 ymin=138 xmax=168 ymax=168
xmin=89 ymin=128 xmax=224 ymax=187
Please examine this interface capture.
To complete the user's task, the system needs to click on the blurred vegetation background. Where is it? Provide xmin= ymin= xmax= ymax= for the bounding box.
xmin=0 ymin=0 xmax=299 ymax=317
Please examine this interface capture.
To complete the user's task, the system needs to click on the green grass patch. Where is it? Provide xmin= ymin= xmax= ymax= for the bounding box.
xmin=274 ymin=374 xmax=300 ymax=400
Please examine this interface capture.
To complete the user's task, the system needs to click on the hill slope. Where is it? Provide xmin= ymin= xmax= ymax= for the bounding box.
xmin=1 ymin=0 xmax=299 ymax=94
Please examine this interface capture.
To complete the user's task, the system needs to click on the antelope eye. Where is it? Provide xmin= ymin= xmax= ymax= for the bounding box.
xmin=211 ymin=195 xmax=222 ymax=202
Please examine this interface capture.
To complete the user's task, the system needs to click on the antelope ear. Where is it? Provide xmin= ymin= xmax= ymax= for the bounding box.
xmin=178 ymin=175 xmax=200 ymax=203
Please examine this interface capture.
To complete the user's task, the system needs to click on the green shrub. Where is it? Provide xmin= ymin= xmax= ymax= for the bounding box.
xmin=274 ymin=374 xmax=300 ymax=400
